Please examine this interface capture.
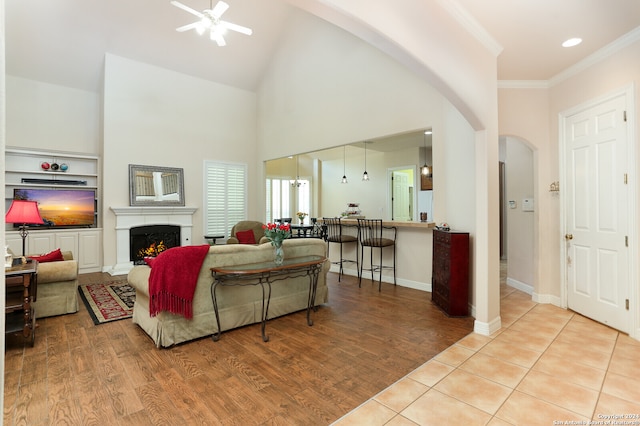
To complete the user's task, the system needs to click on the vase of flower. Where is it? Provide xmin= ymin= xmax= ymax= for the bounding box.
xmin=296 ymin=211 xmax=307 ymax=225
xmin=273 ymin=241 xmax=284 ymax=266
xmin=262 ymin=222 xmax=291 ymax=266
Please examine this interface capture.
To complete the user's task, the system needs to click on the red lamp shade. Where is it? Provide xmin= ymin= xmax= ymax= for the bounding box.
xmin=5 ymin=200 xmax=45 ymax=225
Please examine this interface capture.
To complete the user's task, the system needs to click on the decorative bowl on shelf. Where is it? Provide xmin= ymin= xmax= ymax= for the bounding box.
xmin=41 ymin=162 xmax=50 ymax=170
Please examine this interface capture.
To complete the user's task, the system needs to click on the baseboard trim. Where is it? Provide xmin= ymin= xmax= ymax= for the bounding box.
xmin=532 ymin=292 xmax=562 ymax=307
xmin=329 ymin=265 xmax=431 ymax=292
xmin=474 ymin=315 xmax=501 ymax=336
xmin=104 ymin=263 xmax=133 ymax=276
xmin=506 ymin=277 xmax=533 ymax=295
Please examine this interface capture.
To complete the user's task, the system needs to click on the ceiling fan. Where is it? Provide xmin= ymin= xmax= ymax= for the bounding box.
xmin=170 ymin=0 xmax=253 ymax=47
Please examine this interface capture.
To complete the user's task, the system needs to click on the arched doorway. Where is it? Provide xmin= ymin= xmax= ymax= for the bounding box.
xmin=500 ymin=135 xmax=536 ymax=296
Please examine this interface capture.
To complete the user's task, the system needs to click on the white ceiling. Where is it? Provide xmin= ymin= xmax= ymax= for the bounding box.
xmin=455 ymin=0 xmax=640 ymax=81
xmin=6 ymin=0 xmax=640 ymax=92
xmin=6 ymin=0 xmax=294 ymax=92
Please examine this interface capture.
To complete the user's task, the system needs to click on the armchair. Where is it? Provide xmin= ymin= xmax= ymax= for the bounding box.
xmin=226 ymin=221 xmax=268 ymax=244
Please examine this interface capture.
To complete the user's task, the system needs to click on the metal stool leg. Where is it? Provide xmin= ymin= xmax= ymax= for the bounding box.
xmin=358 ymin=243 xmax=364 ymax=287
xmin=378 ymin=245 xmax=383 ymax=291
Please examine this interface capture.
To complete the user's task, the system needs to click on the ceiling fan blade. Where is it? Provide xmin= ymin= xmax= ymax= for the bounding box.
xmin=211 ymin=1 xmax=229 ymax=19
xmin=176 ymin=22 xmax=200 ymax=32
xmin=210 ymin=30 xmax=227 ymax=47
xmin=170 ymin=1 xmax=204 ymax=19
xmin=219 ymin=20 xmax=252 ymax=36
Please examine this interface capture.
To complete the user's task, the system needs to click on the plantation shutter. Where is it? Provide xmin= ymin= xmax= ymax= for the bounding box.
xmin=204 ymin=161 xmax=247 ymax=238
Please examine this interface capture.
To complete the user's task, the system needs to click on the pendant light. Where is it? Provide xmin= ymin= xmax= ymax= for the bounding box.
xmin=362 ymin=141 xmax=370 ymax=181
xmin=421 ymin=130 xmax=431 ymax=176
xmin=341 ymin=146 xmax=348 ymax=184
xmin=291 ymin=155 xmax=304 ymax=187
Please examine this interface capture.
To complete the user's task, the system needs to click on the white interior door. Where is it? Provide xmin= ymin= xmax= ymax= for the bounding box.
xmin=392 ymin=171 xmax=411 ymax=221
xmin=563 ymin=92 xmax=629 ymax=332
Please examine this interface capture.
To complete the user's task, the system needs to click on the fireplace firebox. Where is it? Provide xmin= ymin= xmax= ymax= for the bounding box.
xmin=130 ymin=225 xmax=181 ymax=264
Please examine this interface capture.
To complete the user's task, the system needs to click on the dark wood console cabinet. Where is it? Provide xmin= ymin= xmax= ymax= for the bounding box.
xmin=432 ymin=229 xmax=469 ymax=316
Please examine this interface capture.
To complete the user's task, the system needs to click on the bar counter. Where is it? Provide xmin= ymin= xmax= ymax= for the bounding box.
xmin=337 ymin=218 xmax=436 ymax=229
xmin=320 ymin=218 xmax=436 ymax=292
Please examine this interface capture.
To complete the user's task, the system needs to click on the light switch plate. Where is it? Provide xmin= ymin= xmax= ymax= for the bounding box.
xmin=522 ymin=198 xmax=534 ymax=212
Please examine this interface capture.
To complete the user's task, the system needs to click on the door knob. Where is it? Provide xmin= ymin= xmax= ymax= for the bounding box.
xmin=565 ymin=234 xmax=573 ymax=240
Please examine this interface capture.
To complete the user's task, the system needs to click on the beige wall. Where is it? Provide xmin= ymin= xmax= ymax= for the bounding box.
xmin=550 ymin=40 xmax=640 ymax=337
xmin=497 ymin=37 xmax=640 ymax=317
xmin=498 ymin=87 xmax=553 ymax=300
xmin=503 ymin=136 xmax=535 ymax=290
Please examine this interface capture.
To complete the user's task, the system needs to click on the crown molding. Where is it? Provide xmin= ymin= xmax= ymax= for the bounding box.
xmin=549 ymin=26 xmax=640 ymax=86
xmin=438 ymin=0 xmax=503 ymax=57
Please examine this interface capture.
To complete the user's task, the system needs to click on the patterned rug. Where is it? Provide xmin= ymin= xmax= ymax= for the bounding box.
xmin=78 ymin=281 xmax=136 ymax=325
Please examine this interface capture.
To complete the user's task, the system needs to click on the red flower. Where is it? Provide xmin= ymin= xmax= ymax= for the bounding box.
xmin=263 ymin=222 xmax=291 ymax=245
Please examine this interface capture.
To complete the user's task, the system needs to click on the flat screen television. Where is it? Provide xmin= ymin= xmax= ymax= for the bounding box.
xmin=13 ymin=188 xmax=96 ymax=227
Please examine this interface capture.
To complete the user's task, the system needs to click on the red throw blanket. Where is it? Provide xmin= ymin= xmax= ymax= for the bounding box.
xmin=148 ymin=244 xmax=210 ymax=319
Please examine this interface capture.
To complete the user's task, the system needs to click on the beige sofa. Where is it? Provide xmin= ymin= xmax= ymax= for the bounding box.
xmin=32 ymin=251 xmax=79 ymax=318
xmin=128 ymin=238 xmax=329 ymax=348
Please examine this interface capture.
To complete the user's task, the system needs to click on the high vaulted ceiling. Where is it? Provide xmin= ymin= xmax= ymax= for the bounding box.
xmin=6 ymin=0 xmax=640 ymax=93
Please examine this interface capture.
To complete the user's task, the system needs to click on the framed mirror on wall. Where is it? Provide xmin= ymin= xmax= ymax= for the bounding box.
xmin=129 ymin=164 xmax=185 ymax=206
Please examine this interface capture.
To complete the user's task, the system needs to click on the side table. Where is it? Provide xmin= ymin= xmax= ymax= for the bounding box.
xmin=210 ymin=255 xmax=326 ymax=342
xmin=5 ymin=259 xmax=38 ymax=346
xmin=204 ymin=235 xmax=225 ymax=245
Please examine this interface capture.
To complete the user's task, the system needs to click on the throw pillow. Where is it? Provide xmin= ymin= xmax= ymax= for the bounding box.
xmin=29 ymin=248 xmax=64 ymax=263
xmin=235 ymin=229 xmax=256 ymax=244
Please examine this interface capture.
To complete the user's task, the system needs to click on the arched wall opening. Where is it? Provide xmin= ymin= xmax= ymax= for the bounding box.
xmin=500 ymin=135 xmax=537 ymax=296
xmin=266 ymin=1 xmax=502 ymax=333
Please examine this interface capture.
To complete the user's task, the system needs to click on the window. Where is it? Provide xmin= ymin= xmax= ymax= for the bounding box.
xmin=204 ymin=161 xmax=247 ymax=238
xmin=265 ymin=177 xmax=310 ymax=223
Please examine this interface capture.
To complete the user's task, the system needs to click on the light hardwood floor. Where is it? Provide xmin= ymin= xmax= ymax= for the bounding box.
xmin=334 ymin=268 xmax=640 ymax=425
xmin=4 ymin=271 xmax=474 ymax=425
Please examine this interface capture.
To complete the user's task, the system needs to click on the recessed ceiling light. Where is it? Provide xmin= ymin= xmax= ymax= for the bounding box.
xmin=562 ymin=38 xmax=582 ymax=48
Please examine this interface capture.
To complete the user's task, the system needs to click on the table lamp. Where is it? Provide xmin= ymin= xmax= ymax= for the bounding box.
xmin=5 ymin=200 xmax=45 ymax=256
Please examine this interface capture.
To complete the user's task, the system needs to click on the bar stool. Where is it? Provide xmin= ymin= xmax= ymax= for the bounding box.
xmin=357 ymin=218 xmax=397 ymax=291
xmin=323 ymin=217 xmax=359 ymax=282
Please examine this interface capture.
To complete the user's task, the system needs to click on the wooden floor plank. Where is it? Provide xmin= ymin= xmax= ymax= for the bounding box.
xmin=4 ymin=271 xmax=474 ymax=425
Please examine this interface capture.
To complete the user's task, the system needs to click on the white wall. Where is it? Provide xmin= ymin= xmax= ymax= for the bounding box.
xmin=257 ymin=9 xmax=482 ymax=301
xmin=257 ymin=10 xmax=447 ymax=160
xmin=285 ymin=1 xmax=501 ymax=330
xmin=4 ymin=2 xmax=501 ymax=331
xmin=6 ymin=76 xmax=101 ymax=154
xmin=313 ymin=146 xmax=427 ymax=222
xmin=101 ymin=54 xmax=258 ymax=269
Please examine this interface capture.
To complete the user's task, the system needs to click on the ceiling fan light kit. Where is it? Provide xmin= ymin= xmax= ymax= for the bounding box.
xmin=171 ymin=0 xmax=252 ymax=47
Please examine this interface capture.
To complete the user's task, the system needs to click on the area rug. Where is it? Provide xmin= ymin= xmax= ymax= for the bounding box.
xmin=78 ymin=281 xmax=136 ymax=325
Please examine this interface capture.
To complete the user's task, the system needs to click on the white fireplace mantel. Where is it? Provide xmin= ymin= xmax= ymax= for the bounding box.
xmin=109 ymin=206 xmax=198 ymax=275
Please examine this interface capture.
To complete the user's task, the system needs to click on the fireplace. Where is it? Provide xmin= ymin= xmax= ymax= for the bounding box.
xmin=130 ymin=225 xmax=181 ymax=264
xmin=110 ymin=206 xmax=197 ymax=275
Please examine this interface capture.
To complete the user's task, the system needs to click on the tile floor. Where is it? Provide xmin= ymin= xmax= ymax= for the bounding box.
xmin=333 ymin=282 xmax=640 ymax=425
